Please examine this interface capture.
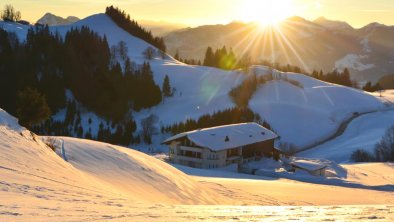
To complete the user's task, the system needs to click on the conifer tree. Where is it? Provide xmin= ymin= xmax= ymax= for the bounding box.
xmin=174 ymin=50 xmax=180 ymax=61
xmin=203 ymin=47 xmax=215 ymax=67
xmin=162 ymin=75 xmax=172 ymax=97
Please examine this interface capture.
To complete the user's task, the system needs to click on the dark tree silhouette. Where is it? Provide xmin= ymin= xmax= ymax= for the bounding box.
xmin=16 ymin=87 xmax=51 ymax=128
xmin=140 ymin=114 xmax=158 ymax=144
xmin=1 ymin=5 xmax=21 ymax=22
xmin=105 ymin=6 xmax=166 ymax=52
xmin=162 ymin=75 xmax=172 ymax=97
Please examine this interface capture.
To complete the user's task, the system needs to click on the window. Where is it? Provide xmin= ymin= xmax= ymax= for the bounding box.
xmin=227 ymin=148 xmax=238 ymax=157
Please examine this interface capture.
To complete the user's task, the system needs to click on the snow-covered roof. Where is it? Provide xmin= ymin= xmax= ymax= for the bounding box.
xmin=291 ymin=160 xmax=327 ymax=171
xmin=162 ymin=123 xmax=277 ymax=151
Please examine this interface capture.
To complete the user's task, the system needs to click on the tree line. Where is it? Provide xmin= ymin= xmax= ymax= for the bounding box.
xmin=229 ymin=70 xmax=304 ymax=108
xmin=351 ymin=126 xmax=394 ymax=162
xmin=162 ymin=107 xmax=272 ymax=136
xmin=1 ymin=4 xmax=21 ymax=22
xmin=105 ymin=6 xmax=166 ymax=52
xmin=178 ymin=46 xmax=366 ymax=91
xmin=0 ymin=23 xmax=176 ymax=146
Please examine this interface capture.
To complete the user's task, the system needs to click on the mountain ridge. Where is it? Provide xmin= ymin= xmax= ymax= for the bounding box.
xmin=37 ymin=12 xmax=80 ymax=26
xmin=165 ymin=17 xmax=394 ymax=83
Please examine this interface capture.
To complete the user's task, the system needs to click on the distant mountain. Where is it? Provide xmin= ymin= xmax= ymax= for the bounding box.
xmin=165 ymin=17 xmax=394 ymax=82
xmin=138 ymin=20 xmax=186 ymax=36
xmin=378 ymin=74 xmax=394 ymax=89
xmin=314 ymin=17 xmax=353 ymax=30
xmin=37 ymin=13 xmax=80 ymax=26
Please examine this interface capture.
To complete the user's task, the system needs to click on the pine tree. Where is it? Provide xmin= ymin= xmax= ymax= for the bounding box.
xmin=174 ymin=50 xmax=180 ymax=61
xmin=162 ymin=75 xmax=172 ymax=97
xmin=341 ymin=68 xmax=352 ymax=87
xmin=203 ymin=47 xmax=215 ymax=67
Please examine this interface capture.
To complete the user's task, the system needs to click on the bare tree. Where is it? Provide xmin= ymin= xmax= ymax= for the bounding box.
xmin=375 ymin=126 xmax=394 ymax=161
xmin=143 ymin=46 xmax=156 ymax=60
xmin=110 ymin=41 xmax=128 ymax=66
xmin=1 ymin=5 xmax=21 ymax=22
xmin=118 ymin=41 xmax=128 ymax=61
xmin=140 ymin=114 xmax=158 ymax=144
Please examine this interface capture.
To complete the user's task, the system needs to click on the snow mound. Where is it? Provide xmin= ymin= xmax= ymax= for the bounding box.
xmin=0 ymin=109 xmax=217 ymax=205
xmin=55 ymin=137 xmax=217 ymax=204
xmin=0 ymin=108 xmax=24 ymax=133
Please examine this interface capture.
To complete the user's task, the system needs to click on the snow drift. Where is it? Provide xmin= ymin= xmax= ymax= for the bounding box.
xmin=0 ymin=108 xmax=217 ymax=205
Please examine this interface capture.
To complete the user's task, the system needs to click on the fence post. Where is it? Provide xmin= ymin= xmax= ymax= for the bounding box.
xmin=61 ymin=140 xmax=68 ymax=162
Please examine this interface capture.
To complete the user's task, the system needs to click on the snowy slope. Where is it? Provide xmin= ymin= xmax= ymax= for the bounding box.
xmin=55 ymin=136 xmax=217 ymax=204
xmin=249 ymin=67 xmax=384 ymax=148
xmin=0 ymin=108 xmax=217 ymax=205
xmin=299 ymin=109 xmax=394 ymax=163
xmin=0 ymin=14 xmax=387 ymax=151
xmin=2 ymin=108 xmax=394 ymax=221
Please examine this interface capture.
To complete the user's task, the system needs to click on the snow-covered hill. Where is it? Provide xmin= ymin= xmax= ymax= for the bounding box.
xmin=249 ymin=68 xmax=385 ymax=148
xmin=0 ymin=13 xmax=387 ymax=152
xmin=299 ymin=109 xmax=394 ymax=163
xmin=0 ymin=108 xmax=216 ymax=205
xmin=1 ymin=109 xmax=394 ymax=221
xmin=53 ymin=137 xmax=216 ymax=204
xmin=165 ymin=17 xmax=394 ymax=83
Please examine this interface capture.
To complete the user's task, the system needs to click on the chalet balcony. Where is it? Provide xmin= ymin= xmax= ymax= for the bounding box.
xmin=179 ymin=146 xmax=203 ymax=153
xmin=176 ymin=155 xmax=203 ymax=163
xmin=226 ymin=155 xmax=241 ymax=165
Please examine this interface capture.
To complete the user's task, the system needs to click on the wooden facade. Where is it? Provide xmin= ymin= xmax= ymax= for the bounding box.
xmin=167 ymin=137 xmax=278 ymax=169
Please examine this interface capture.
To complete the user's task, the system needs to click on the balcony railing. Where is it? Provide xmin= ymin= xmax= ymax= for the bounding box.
xmin=176 ymin=155 xmax=203 ymax=163
xmin=179 ymin=146 xmax=203 ymax=153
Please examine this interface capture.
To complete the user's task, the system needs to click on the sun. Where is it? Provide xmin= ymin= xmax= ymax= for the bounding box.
xmin=241 ymin=0 xmax=295 ymax=27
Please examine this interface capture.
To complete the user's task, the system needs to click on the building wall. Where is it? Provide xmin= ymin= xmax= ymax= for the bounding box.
xmin=169 ymin=141 xmax=229 ymax=169
xmin=293 ymin=167 xmax=326 ymax=176
xmin=168 ymin=138 xmax=275 ymax=169
xmin=169 ymin=141 xmax=230 ymax=169
xmin=242 ymin=139 xmax=275 ymax=158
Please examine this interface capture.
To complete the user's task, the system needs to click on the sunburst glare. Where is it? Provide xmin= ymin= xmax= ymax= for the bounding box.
xmin=241 ymin=0 xmax=295 ymax=27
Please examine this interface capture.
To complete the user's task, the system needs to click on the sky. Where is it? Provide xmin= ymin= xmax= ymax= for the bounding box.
xmin=5 ymin=0 xmax=394 ymax=28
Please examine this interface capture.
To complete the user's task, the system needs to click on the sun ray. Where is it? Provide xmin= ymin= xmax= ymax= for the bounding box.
xmin=273 ymin=26 xmax=292 ymax=65
xmin=241 ymin=0 xmax=295 ymax=27
xmin=274 ymin=25 xmax=310 ymax=71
